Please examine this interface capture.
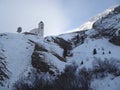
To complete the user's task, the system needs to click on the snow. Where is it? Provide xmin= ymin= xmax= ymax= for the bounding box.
xmin=59 ymin=32 xmax=78 ymax=41
xmin=0 ymin=32 xmax=65 ymax=90
xmin=0 ymin=5 xmax=120 ymax=90
xmin=79 ymin=21 xmax=94 ymax=30
xmin=38 ymin=39 xmax=64 ymax=57
xmin=94 ymin=14 xmax=120 ymax=31
xmin=67 ymin=38 xmax=120 ymax=68
xmin=91 ymin=75 xmax=120 ymax=90
xmin=0 ymin=33 xmax=39 ymax=89
xmin=0 ymin=32 xmax=66 ymax=89
xmin=43 ymin=52 xmax=65 ymax=72
xmin=0 ymin=32 xmax=120 ymax=89
xmin=85 ymin=29 xmax=98 ymax=36
xmin=74 ymin=5 xmax=119 ymax=32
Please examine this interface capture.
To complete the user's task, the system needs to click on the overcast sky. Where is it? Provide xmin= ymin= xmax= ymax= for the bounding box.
xmin=0 ymin=0 xmax=119 ymax=36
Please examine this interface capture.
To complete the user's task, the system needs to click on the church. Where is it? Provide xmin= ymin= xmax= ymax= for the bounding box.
xmin=30 ymin=21 xmax=44 ymax=37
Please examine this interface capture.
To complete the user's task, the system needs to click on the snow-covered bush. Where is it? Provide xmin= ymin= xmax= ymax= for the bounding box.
xmin=14 ymin=58 xmax=120 ymax=90
xmin=13 ymin=63 xmax=91 ymax=90
xmin=13 ymin=70 xmax=54 ymax=90
xmin=92 ymin=58 xmax=120 ymax=78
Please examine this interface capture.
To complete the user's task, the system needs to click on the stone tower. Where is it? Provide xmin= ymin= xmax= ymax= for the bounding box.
xmin=29 ymin=21 xmax=44 ymax=37
xmin=38 ymin=21 xmax=44 ymax=37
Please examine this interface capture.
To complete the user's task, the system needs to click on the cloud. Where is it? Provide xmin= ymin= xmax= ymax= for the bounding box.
xmin=0 ymin=0 xmax=69 ymax=36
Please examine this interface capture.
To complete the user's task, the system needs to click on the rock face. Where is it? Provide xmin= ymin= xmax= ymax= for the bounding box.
xmin=31 ymin=43 xmax=58 ymax=75
xmin=92 ymin=5 xmax=120 ymax=36
xmin=109 ymin=36 xmax=120 ymax=46
xmin=0 ymin=50 xmax=10 ymax=86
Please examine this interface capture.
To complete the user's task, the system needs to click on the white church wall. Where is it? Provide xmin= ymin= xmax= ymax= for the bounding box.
xmin=29 ymin=21 xmax=44 ymax=37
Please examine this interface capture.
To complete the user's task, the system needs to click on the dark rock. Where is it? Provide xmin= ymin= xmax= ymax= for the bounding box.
xmin=52 ymin=52 xmax=66 ymax=62
xmin=0 ymin=53 xmax=10 ymax=86
xmin=53 ymin=37 xmax=72 ymax=50
xmin=35 ymin=44 xmax=48 ymax=52
xmin=109 ymin=36 xmax=120 ymax=46
xmin=31 ymin=51 xmax=50 ymax=73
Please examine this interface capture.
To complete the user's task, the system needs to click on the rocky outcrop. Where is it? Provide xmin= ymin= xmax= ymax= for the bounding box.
xmin=92 ymin=5 xmax=120 ymax=36
xmin=0 ymin=49 xmax=10 ymax=86
xmin=45 ymin=36 xmax=72 ymax=50
xmin=31 ymin=51 xmax=51 ymax=73
xmin=109 ymin=36 xmax=120 ymax=46
xmin=31 ymin=42 xmax=62 ymax=75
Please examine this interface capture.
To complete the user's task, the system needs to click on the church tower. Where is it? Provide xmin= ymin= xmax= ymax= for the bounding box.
xmin=38 ymin=21 xmax=44 ymax=37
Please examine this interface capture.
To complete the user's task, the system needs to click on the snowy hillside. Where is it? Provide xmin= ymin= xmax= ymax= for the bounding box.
xmin=0 ymin=33 xmax=38 ymax=89
xmin=0 ymin=33 xmax=67 ymax=90
xmin=0 ymin=5 xmax=120 ymax=90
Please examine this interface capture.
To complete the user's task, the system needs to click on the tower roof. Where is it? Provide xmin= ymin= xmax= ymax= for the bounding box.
xmin=40 ymin=21 xmax=43 ymax=23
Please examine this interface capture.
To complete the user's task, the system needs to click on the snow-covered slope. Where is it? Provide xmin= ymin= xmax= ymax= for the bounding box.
xmin=0 ymin=33 xmax=38 ymax=89
xmin=67 ymin=38 xmax=120 ymax=68
xmin=0 ymin=33 xmax=66 ymax=90
xmin=0 ymin=5 xmax=120 ymax=90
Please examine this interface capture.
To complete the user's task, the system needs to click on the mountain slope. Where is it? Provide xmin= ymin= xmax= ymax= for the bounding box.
xmin=0 ymin=33 xmax=38 ymax=89
xmin=0 ymin=33 xmax=67 ymax=90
